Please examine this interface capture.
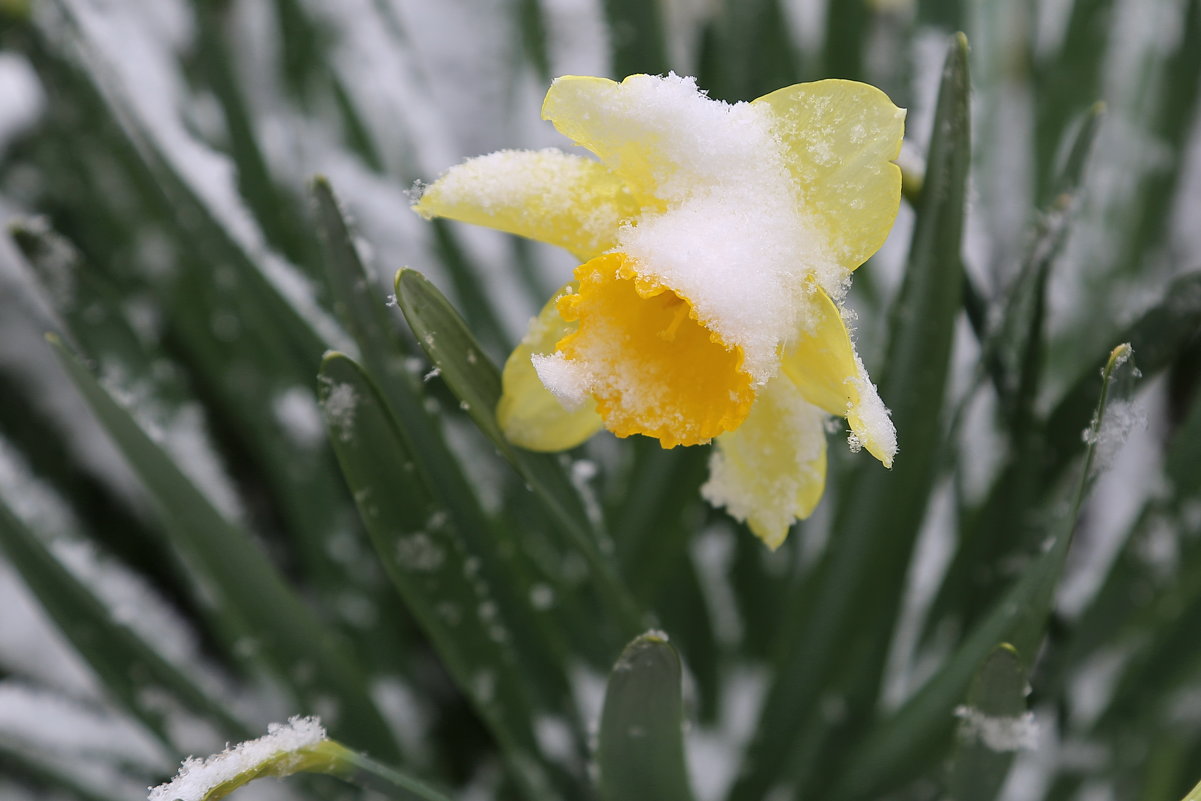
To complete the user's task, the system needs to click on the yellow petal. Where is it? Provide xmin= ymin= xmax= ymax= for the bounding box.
xmin=555 ymin=253 xmax=755 ymax=448
xmin=541 ymin=75 xmax=668 ymax=210
xmin=413 ymin=149 xmax=640 ymax=261
xmin=701 ymin=377 xmax=828 ymax=550
xmin=753 ymin=80 xmax=905 ymax=270
xmin=497 ymin=284 xmax=604 ymax=451
xmin=782 ymin=288 xmax=896 ymax=467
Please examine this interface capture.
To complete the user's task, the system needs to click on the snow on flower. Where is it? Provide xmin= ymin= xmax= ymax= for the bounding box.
xmin=413 ymin=73 xmax=904 ymax=548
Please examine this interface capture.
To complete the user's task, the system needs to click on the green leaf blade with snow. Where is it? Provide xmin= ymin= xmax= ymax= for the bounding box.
xmin=317 ymin=351 xmax=579 ymax=801
xmin=45 ymin=334 xmax=401 ymax=762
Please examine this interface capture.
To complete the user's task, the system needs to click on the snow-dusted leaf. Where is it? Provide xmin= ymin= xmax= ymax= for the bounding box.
xmin=838 ymin=344 xmax=1140 ymax=799
xmin=0 ymin=497 xmax=249 ymax=749
xmin=318 ymin=352 xmax=578 ymax=800
xmin=395 ymin=268 xmax=644 ymax=639
xmin=948 ymin=644 xmax=1033 ymax=801
xmin=731 ymin=33 xmax=972 ymax=801
xmin=46 ymin=334 xmax=402 ymax=762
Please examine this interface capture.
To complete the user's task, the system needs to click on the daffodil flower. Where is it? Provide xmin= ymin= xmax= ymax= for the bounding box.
xmin=413 ymin=73 xmax=904 ymax=549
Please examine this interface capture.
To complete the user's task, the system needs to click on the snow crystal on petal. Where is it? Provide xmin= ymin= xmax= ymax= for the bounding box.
xmin=847 ymin=355 xmax=897 ymax=467
xmin=531 ymin=351 xmax=593 ymax=410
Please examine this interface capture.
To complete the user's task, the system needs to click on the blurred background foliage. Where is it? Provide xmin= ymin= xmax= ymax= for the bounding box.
xmin=0 ymin=0 xmax=1199 ymax=800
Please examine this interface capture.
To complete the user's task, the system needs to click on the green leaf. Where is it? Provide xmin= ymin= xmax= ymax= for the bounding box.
xmin=317 ymin=352 xmax=575 ymax=800
xmin=45 ymin=334 xmax=401 ymax=761
xmin=314 ymin=177 xmax=595 ymax=703
xmin=597 ymin=632 xmax=695 ymax=801
xmin=600 ymin=0 xmax=669 ymax=77
xmin=997 ymin=101 xmax=1105 ymax=425
xmin=0 ymin=497 xmax=250 ymax=748
xmin=1166 ymin=378 xmax=1201 ymax=498
xmin=311 ymin=177 xmax=492 ymax=542
xmin=21 ymin=21 xmax=376 ymax=618
xmin=696 ymin=0 xmax=798 ymax=102
xmin=729 ymin=32 xmax=972 ymax=801
xmin=193 ymin=2 xmax=317 ymax=274
xmin=834 ymin=343 xmax=1139 ymax=799
xmin=0 ymin=743 xmax=133 ymax=801
xmin=1033 ymin=0 xmax=1116 ymax=198
xmin=947 ymin=644 xmax=1030 ymax=801
xmin=394 ymin=268 xmax=644 ymax=638
xmin=919 ymin=102 xmax=1105 ymax=645
xmin=1042 ymin=272 xmax=1201 ymax=486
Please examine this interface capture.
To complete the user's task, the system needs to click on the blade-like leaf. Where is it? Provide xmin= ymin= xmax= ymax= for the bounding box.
xmin=313 ymin=184 xmax=590 ymax=725
xmin=920 ymin=102 xmax=1105 ymax=645
xmin=947 ymin=644 xmax=1031 ymax=801
xmin=311 ymin=177 xmax=496 ymax=545
xmin=1042 ymin=272 xmax=1201 ymax=485
xmin=597 ymin=632 xmax=694 ymax=801
xmin=0 ymin=498 xmax=250 ymax=748
xmin=394 ymin=268 xmax=644 ymax=638
xmin=729 ymin=32 xmax=972 ymax=801
xmin=46 ymin=335 xmax=401 ymax=761
xmin=834 ymin=343 xmax=1139 ymax=798
xmin=600 ymin=0 xmax=669 ymax=77
xmin=0 ymin=743 xmax=134 ymax=801
xmin=317 ymin=352 xmax=576 ymax=800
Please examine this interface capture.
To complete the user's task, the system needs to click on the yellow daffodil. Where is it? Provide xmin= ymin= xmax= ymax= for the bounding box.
xmin=413 ymin=73 xmax=904 ymax=549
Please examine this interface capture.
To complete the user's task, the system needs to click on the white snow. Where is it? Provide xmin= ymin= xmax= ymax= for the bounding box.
xmin=538 ymin=0 xmax=610 ymax=78
xmin=148 ymin=716 xmax=327 ymax=801
xmin=41 ymin=0 xmax=350 ymax=355
xmin=319 ymin=380 xmax=358 ymax=443
xmin=371 ymin=677 xmax=432 ymax=766
xmin=686 ymin=665 xmax=768 ymax=801
xmin=955 ymin=705 xmax=1039 ymax=752
xmin=271 ymin=388 xmax=326 ymax=449
xmin=0 ymin=681 xmax=166 ymax=770
xmin=0 ymin=53 xmax=45 ymax=152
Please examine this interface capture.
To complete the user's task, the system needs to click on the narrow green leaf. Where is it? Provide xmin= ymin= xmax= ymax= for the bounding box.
xmin=696 ymin=0 xmax=798 ymax=102
xmin=600 ymin=0 xmax=669 ymax=77
xmin=45 ymin=335 xmax=401 ymax=761
xmin=0 ymin=744 xmax=132 ymax=801
xmin=314 ymin=178 xmax=591 ymax=689
xmin=23 ymin=19 xmax=374 ymax=616
xmin=947 ymin=644 xmax=1031 ymax=801
xmin=311 ymin=177 xmax=491 ymax=539
xmin=823 ymin=0 xmax=868 ymax=79
xmin=0 ymin=498 xmax=250 ymax=748
xmin=317 ymin=352 xmax=573 ymax=800
xmin=11 ymin=220 xmax=148 ymax=375
xmin=729 ymin=32 xmax=972 ymax=801
xmin=1033 ymin=0 xmax=1116 ymax=197
xmin=1042 ymin=272 xmax=1201 ymax=486
xmin=1166 ymin=381 xmax=1201 ymax=497
xmin=194 ymin=2 xmax=317 ymax=273
xmin=834 ymin=343 xmax=1139 ymax=798
xmin=1180 ymin=776 xmax=1201 ymax=801
xmin=597 ymin=632 xmax=695 ymax=801
xmin=920 ymin=103 xmax=1105 ymax=644
xmin=394 ymin=268 xmax=644 ymax=638
xmin=336 ymin=747 xmax=457 ymax=801
xmin=999 ymin=102 xmax=1105 ymax=424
